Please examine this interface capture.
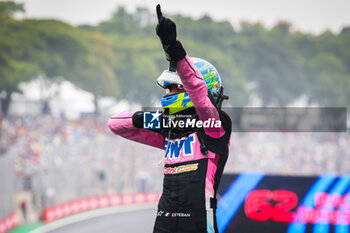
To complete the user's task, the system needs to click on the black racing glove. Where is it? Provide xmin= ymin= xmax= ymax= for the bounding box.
xmin=132 ymin=111 xmax=144 ymax=128
xmin=156 ymin=4 xmax=186 ymax=65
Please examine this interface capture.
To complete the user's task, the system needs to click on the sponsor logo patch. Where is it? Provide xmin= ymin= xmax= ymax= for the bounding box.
xmin=157 ymin=210 xmax=164 ymax=216
xmin=164 ymin=135 xmax=195 ymax=159
xmin=163 ymin=163 xmax=198 ymax=174
xmin=164 ymin=212 xmax=171 ymax=217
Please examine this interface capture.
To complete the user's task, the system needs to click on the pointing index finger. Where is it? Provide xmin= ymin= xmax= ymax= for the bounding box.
xmin=156 ymin=4 xmax=163 ymax=22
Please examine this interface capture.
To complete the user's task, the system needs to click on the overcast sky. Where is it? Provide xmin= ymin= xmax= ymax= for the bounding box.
xmin=16 ymin=0 xmax=350 ymax=34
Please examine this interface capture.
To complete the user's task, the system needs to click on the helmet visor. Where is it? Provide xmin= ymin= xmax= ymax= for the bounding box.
xmin=156 ymin=70 xmax=182 ymax=88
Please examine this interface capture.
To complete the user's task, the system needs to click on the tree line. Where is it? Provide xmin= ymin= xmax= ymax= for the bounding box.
xmin=1 ymin=1 xmax=349 ymax=116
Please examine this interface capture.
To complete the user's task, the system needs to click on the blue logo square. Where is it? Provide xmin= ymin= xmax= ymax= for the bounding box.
xmin=143 ymin=111 xmax=162 ymax=129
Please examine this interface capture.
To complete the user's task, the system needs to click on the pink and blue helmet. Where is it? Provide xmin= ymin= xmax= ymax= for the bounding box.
xmin=156 ymin=57 xmax=222 ymax=115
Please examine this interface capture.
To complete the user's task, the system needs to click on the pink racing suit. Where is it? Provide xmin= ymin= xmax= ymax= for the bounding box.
xmin=108 ymin=55 xmax=231 ymax=233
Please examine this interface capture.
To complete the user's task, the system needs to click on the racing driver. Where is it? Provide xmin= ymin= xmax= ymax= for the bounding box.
xmin=108 ymin=4 xmax=231 ymax=233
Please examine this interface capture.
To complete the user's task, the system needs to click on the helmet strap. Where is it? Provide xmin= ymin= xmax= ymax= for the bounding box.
xmin=163 ymin=108 xmax=170 ymax=116
xmin=207 ymin=88 xmax=228 ymax=111
xmin=216 ymin=86 xmax=229 ymax=110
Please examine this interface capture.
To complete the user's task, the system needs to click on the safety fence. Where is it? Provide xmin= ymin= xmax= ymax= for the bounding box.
xmin=42 ymin=192 xmax=161 ymax=222
xmin=0 ymin=213 xmax=18 ymax=233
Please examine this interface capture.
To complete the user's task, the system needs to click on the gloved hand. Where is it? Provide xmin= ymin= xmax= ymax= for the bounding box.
xmin=156 ymin=4 xmax=176 ymax=45
xmin=132 ymin=111 xmax=144 ymax=128
xmin=156 ymin=4 xmax=186 ymax=64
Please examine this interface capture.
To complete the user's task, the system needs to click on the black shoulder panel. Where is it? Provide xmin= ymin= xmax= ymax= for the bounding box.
xmin=196 ymin=110 xmax=232 ymax=155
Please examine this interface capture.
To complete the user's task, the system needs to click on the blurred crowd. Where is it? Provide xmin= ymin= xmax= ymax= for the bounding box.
xmin=1 ymin=115 xmax=162 ymax=207
xmin=0 ymin=115 xmax=349 ymax=215
xmin=226 ymin=132 xmax=350 ymax=175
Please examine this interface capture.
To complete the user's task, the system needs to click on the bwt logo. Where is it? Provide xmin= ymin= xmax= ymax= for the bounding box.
xmin=143 ymin=110 xmax=162 ymax=129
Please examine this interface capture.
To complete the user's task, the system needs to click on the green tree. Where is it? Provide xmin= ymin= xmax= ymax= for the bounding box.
xmin=305 ymin=53 xmax=349 ymax=107
xmin=3 ymin=2 xmax=349 ymax=115
xmin=20 ymin=19 xmax=89 ymax=113
xmin=69 ymin=32 xmax=120 ymax=115
xmin=0 ymin=3 xmax=40 ymax=115
xmin=0 ymin=1 xmax=23 ymax=18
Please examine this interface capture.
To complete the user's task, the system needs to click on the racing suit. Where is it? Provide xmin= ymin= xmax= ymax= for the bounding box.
xmin=108 ymin=55 xmax=231 ymax=233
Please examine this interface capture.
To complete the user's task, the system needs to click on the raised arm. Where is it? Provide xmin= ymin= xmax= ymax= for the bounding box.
xmin=108 ymin=112 xmax=164 ymax=149
xmin=177 ymin=56 xmax=225 ymax=138
xmin=156 ymin=4 xmax=225 ymax=138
